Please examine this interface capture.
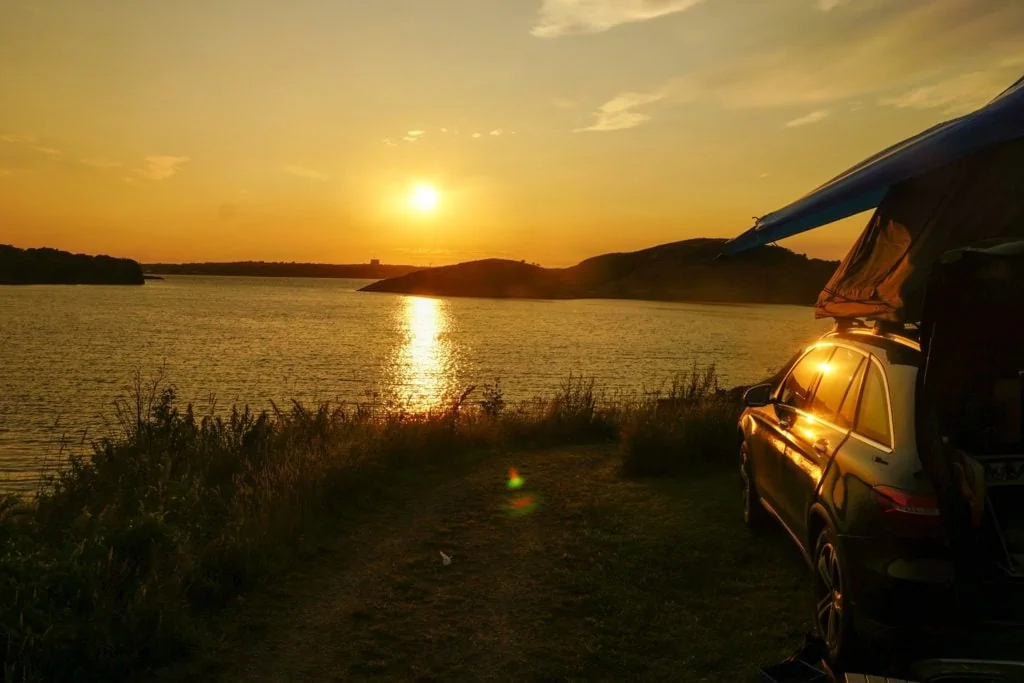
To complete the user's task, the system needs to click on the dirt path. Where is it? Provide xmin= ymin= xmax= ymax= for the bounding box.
xmin=161 ymin=445 xmax=809 ymax=682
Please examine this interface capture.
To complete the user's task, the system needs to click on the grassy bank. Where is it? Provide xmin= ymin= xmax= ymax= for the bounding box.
xmin=0 ymin=368 xmax=743 ymax=682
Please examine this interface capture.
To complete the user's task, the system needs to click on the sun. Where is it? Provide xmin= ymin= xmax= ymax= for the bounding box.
xmin=409 ymin=183 xmax=439 ymax=213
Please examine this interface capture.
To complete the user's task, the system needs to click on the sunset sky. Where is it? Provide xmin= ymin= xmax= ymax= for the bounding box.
xmin=2 ymin=0 xmax=1022 ymax=266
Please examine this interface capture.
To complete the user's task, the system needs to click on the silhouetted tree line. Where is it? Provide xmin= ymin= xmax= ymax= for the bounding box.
xmin=0 ymin=245 xmax=145 ymax=285
xmin=143 ymin=261 xmax=421 ymax=279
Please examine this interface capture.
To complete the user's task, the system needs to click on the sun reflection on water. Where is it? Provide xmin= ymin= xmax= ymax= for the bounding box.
xmin=393 ymin=296 xmax=457 ymax=410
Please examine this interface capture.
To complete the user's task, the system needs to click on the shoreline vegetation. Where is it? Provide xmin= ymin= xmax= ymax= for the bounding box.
xmin=0 ymin=245 xmax=144 ymax=286
xmin=361 ymin=238 xmax=838 ymax=306
xmin=0 ymin=367 xmax=749 ymax=681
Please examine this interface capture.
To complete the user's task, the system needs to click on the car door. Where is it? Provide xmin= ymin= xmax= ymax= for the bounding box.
xmin=755 ymin=345 xmax=832 ymax=519
xmin=776 ymin=345 xmax=867 ymax=541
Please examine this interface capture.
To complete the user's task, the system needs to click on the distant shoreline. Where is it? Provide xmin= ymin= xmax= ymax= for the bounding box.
xmin=144 ymin=261 xmax=422 ymax=280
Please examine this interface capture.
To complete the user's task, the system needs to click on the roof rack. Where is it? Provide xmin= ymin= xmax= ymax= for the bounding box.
xmin=828 ymin=317 xmax=922 ymax=348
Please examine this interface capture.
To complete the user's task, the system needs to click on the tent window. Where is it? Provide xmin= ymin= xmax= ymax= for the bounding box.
xmin=856 ymin=363 xmax=892 ymax=448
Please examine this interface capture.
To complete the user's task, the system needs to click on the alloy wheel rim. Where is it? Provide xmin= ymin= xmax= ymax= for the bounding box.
xmin=815 ymin=542 xmax=843 ymax=650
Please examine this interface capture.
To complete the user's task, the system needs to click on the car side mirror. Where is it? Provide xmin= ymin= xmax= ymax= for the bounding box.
xmin=743 ymin=383 xmax=774 ymax=408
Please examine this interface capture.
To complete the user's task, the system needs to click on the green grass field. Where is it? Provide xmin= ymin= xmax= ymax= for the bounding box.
xmin=158 ymin=445 xmax=811 ymax=682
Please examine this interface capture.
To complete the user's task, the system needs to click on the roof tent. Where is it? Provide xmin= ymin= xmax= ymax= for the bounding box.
xmin=722 ymin=74 xmax=1024 ymax=322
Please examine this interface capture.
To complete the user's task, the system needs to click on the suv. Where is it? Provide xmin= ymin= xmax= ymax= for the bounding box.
xmin=739 ymin=324 xmax=1024 ymax=666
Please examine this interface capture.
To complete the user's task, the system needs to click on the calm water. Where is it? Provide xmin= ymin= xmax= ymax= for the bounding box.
xmin=0 ymin=276 xmax=830 ymax=490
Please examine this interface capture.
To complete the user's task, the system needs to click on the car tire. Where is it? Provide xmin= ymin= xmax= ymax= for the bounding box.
xmin=812 ymin=526 xmax=862 ymax=669
xmin=740 ymin=441 xmax=769 ymax=530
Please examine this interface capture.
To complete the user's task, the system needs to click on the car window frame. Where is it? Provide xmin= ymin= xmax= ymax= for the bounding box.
xmin=774 ymin=344 xmax=834 ymax=413
xmin=848 ymin=354 xmax=896 ymax=453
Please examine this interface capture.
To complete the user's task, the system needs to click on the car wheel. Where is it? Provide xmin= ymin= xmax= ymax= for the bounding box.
xmin=740 ymin=441 xmax=769 ymax=530
xmin=813 ymin=527 xmax=860 ymax=668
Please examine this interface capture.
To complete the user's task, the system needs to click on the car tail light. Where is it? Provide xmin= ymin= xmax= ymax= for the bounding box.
xmin=872 ymin=486 xmax=943 ymax=536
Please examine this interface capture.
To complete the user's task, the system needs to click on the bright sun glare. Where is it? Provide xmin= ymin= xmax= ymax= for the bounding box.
xmin=409 ymin=184 xmax=440 ymax=213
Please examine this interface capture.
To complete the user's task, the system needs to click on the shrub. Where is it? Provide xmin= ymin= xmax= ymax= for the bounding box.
xmin=620 ymin=365 xmax=742 ymax=478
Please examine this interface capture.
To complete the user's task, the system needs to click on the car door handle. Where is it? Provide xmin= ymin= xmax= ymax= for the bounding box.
xmin=813 ymin=439 xmax=830 ymax=455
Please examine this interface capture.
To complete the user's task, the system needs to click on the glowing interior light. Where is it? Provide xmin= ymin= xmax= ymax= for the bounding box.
xmin=507 ymin=468 xmax=525 ymax=489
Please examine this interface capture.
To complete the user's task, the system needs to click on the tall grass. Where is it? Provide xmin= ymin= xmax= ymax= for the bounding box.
xmin=619 ymin=365 xmax=744 ymax=477
xmin=0 ymin=369 xmax=736 ymax=682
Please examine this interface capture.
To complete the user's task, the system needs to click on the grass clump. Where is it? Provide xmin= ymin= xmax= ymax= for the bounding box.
xmin=619 ymin=365 xmax=743 ymax=478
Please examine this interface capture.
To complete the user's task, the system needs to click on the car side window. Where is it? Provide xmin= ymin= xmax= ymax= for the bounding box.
xmin=856 ymin=362 xmax=892 ymax=447
xmin=778 ymin=346 xmax=832 ymax=412
xmin=809 ymin=347 xmax=866 ymax=428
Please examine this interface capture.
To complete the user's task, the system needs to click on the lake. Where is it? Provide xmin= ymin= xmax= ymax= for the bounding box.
xmin=0 ymin=276 xmax=830 ymax=491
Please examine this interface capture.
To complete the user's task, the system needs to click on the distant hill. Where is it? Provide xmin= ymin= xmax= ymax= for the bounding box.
xmin=0 ymin=245 xmax=145 ymax=285
xmin=144 ymin=261 xmax=422 ymax=279
xmin=361 ymin=238 xmax=839 ymax=306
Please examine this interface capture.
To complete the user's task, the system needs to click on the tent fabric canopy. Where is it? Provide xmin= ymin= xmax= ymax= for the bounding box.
xmin=722 ymin=74 xmax=1024 ymax=256
xmin=814 ymin=136 xmax=1024 ymax=321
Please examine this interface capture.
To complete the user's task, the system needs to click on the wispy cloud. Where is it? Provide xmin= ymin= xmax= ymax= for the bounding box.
xmin=532 ymin=0 xmax=705 ymax=37
xmin=402 ymin=130 xmax=426 ymax=143
xmin=382 ymin=138 xmax=398 ymax=147
xmin=0 ymin=169 xmax=13 ymax=178
xmin=878 ymin=70 xmax=1010 ymax=115
xmin=135 ymin=156 xmax=190 ymax=180
xmin=80 ymin=157 xmax=124 ymax=169
xmin=784 ymin=109 xmax=829 ymax=127
xmin=642 ymin=1 xmax=1023 ymax=113
xmin=471 ymin=132 xmax=482 ymax=139
xmin=489 ymin=129 xmax=503 ymax=137
xmin=281 ymin=164 xmax=329 ymax=181
xmin=33 ymin=146 xmax=61 ymax=157
xmin=815 ymin=0 xmax=848 ymax=11
xmin=575 ymin=91 xmax=666 ymax=132
xmin=0 ymin=132 xmax=37 ymax=144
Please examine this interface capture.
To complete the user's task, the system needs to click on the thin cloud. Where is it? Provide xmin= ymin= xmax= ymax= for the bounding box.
xmin=489 ymin=129 xmax=503 ymax=136
xmin=0 ymin=169 xmax=13 ymax=177
xmin=532 ymin=0 xmax=705 ymax=37
xmin=403 ymin=130 xmax=426 ymax=143
xmin=80 ymin=157 xmax=124 ymax=169
xmin=440 ymin=127 xmax=449 ymax=133
xmin=878 ymin=70 xmax=1010 ymax=115
xmin=281 ymin=164 xmax=329 ymax=181
xmin=575 ymin=91 xmax=665 ymax=132
xmin=33 ymin=146 xmax=61 ymax=157
xmin=816 ymin=0 xmax=848 ymax=11
xmin=647 ymin=0 xmax=1024 ymax=112
xmin=136 ymin=155 xmax=190 ymax=180
xmin=784 ymin=109 xmax=829 ymax=127
xmin=0 ymin=132 xmax=37 ymax=144
xmin=382 ymin=138 xmax=398 ymax=147
xmin=471 ymin=133 xmax=482 ymax=139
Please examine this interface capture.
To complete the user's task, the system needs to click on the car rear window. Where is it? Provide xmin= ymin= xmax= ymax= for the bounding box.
xmin=856 ymin=362 xmax=892 ymax=447
xmin=809 ymin=347 xmax=866 ymax=428
xmin=778 ymin=346 xmax=832 ymax=412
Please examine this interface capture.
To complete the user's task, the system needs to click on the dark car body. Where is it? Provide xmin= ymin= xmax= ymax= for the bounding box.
xmin=739 ymin=323 xmax=1024 ymax=663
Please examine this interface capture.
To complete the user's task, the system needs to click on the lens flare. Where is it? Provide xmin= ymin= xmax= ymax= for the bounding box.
xmin=505 ymin=494 xmax=538 ymax=517
xmin=507 ymin=468 xmax=525 ymax=489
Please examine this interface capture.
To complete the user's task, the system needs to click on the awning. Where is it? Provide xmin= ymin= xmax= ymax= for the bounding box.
xmin=722 ymin=74 xmax=1024 ymax=256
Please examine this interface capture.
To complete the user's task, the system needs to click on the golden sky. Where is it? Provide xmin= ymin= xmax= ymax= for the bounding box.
xmin=2 ymin=0 xmax=1022 ymax=265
